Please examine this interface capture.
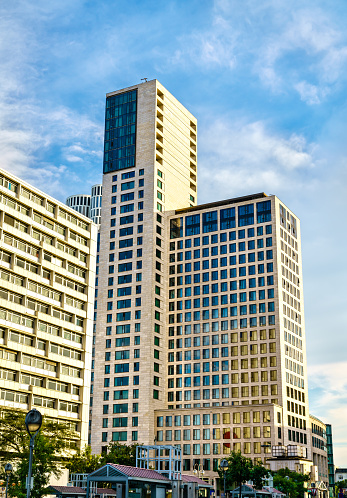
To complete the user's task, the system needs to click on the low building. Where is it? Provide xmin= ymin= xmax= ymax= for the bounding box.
xmin=263 ymin=486 xmax=286 ymax=498
xmin=67 ymin=463 xmax=213 ymax=498
xmin=335 ymin=468 xmax=347 ymax=483
xmin=310 ymin=415 xmax=329 ymax=494
xmin=230 ymin=484 xmax=285 ymax=498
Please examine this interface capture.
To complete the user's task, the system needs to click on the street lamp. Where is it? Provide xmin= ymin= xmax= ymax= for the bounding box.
xmin=25 ymin=409 xmax=42 ymax=498
xmin=220 ymin=459 xmax=229 ymax=498
xmin=193 ymin=463 xmax=204 ymax=479
xmin=285 ymin=475 xmax=290 ymax=498
xmin=4 ymin=463 xmax=12 ymax=498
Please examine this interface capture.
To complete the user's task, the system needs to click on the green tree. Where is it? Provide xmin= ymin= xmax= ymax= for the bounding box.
xmin=218 ymin=451 xmax=269 ymax=496
xmin=272 ymin=467 xmax=310 ymax=498
xmin=99 ymin=442 xmax=138 ymax=467
xmin=0 ymin=409 xmax=75 ymax=498
xmin=66 ymin=442 xmax=139 ymax=477
xmin=66 ymin=446 xmax=101 ymax=474
xmin=251 ymin=464 xmax=271 ymax=489
xmin=335 ymin=480 xmax=347 ymax=497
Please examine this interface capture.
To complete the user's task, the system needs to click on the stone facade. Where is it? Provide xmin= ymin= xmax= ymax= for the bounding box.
xmin=310 ymin=414 xmax=329 ymax=489
xmin=0 ymin=167 xmax=97 ymax=448
xmin=89 ymin=79 xmax=312 ymax=486
xmin=161 ymin=194 xmax=311 ymax=483
xmin=90 ymin=79 xmax=197 ymax=452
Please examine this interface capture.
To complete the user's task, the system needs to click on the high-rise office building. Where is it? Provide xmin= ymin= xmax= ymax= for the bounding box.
xmin=66 ymin=194 xmax=91 ymax=218
xmin=90 ymin=185 xmax=103 ymax=226
xmin=90 ymin=79 xmax=197 ymax=451
xmin=67 ymin=185 xmax=103 ymax=225
xmin=154 ymin=194 xmax=311 ymax=478
xmin=90 ymin=79 xmax=312 ymax=484
xmin=0 ymin=168 xmax=97 ymax=448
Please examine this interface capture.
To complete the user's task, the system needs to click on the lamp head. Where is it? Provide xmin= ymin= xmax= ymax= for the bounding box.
xmin=4 ymin=463 xmax=12 ymax=475
xmin=220 ymin=459 xmax=229 ymax=471
xmin=25 ymin=409 xmax=42 ymax=437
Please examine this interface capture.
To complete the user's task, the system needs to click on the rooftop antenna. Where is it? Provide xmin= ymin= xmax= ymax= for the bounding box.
xmin=141 ymin=78 xmax=148 ymax=83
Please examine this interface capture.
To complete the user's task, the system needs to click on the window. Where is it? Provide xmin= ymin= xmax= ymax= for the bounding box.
xmin=257 ymin=200 xmax=271 ymax=223
xmin=121 ymin=192 xmax=134 ymax=202
xmin=203 ymin=211 xmax=218 ymax=233
xmin=120 ymin=215 xmax=134 ymax=225
xmin=121 ymin=181 xmax=135 ymax=191
xmin=186 ymin=215 xmax=200 ymax=236
xmin=220 ymin=208 xmax=235 ymax=230
xmin=238 ymin=204 xmax=254 ymax=226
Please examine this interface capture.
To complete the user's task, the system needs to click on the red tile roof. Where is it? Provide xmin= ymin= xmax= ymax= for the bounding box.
xmin=181 ymin=474 xmax=212 ymax=486
xmin=96 ymin=489 xmax=117 ymax=495
xmin=49 ymin=486 xmax=86 ymax=494
xmin=108 ymin=464 xmax=170 ymax=481
xmin=264 ymin=487 xmax=285 ymax=495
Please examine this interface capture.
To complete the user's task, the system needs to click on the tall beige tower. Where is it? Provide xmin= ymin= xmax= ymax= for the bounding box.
xmin=90 ymin=79 xmax=197 ymax=452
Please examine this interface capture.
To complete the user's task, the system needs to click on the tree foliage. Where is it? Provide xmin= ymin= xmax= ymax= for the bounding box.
xmin=335 ymin=480 xmax=347 ymax=496
xmin=0 ymin=409 xmax=74 ymax=498
xmin=217 ymin=451 xmax=270 ymax=491
xmin=66 ymin=446 xmax=101 ymax=474
xmin=272 ymin=467 xmax=310 ymax=498
xmin=67 ymin=442 xmax=139 ymax=474
xmin=251 ymin=464 xmax=271 ymax=489
xmin=100 ymin=442 xmax=138 ymax=467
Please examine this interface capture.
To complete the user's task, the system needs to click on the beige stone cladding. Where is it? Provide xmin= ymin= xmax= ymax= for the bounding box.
xmin=164 ymin=193 xmax=311 ymax=479
xmin=309 ymin=414 xmax=329 ymax=488
xmin=0 ymin=168 xmax=97 ymax=448
xmin=90 ymin=80 xmax=311 ymax=483
xmin=154 ymin=404 xmax=282 ymax=484
xmin=90 ymin=79 xmax=197 ymax=453
xmin=275 ymin=197 xmax=311 ymax=459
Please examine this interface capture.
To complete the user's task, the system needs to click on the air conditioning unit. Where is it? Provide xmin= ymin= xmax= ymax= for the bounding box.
xmin=272 ymin=445 xmax=287 ymax=457
xmin=287 ymin=445 xmax=306 ymax=457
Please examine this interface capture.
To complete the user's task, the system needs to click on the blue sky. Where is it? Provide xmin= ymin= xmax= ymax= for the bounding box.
xmin=1 ymin=0 xmax=347 ymax=463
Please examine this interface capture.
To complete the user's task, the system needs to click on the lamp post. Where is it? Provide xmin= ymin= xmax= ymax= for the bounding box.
xmin=193 ymin=463 xmax=204 ymax=479
xmin=220 ymin=459 xmax=229 ymax=498
xmin=285 ymin=475 xmax=290 ymax=498
xmin=25 ymin=409 xmax=42 ymax=498
xmin=4 ymin=463 xmax=12 ymax=498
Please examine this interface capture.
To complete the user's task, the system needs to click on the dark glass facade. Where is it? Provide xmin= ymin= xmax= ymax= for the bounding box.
xmin=103 ymin=90 xmax=137 ymax=174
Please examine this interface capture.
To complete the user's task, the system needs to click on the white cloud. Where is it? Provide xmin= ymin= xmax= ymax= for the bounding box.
xmin=165 ymin=1 xmax=347 ymax=103
xmin=308 ymin=362 xmax=347 ymax=465
xmin=254 ymin=7 xmax=347 ymax=97
xmin=164 ymin=9 xmax=238 ymax=71
xmin=198 ymin=116 xmax=317 ymax=202
xmin=0 ymin=97 xmax=103 ymax=196
xmin=66 ymin=155 xmax=83 ymax=163
xmin=0 ymin=1 xmax=104 ymax=200
xmin=294 ymin=81 xmax=329 ymax=105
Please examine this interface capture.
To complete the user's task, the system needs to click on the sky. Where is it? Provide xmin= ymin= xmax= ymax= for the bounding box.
xmin=0 ymin=0 xmax=346 ymax=464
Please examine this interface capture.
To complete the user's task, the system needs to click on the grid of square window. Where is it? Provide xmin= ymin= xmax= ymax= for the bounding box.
xmin=278 ymin=208 xmax=306 ymax=423
xmin=155 ymin=407 xmax=281 ymax=468
xmin=167 ymin=200 xmax=279 ymax=408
